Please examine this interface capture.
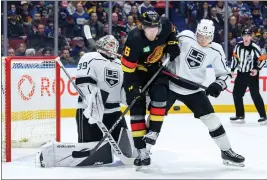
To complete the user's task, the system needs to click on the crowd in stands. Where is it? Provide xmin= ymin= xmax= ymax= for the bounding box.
xmin=2 ymin=1 xmax=267 ymax=66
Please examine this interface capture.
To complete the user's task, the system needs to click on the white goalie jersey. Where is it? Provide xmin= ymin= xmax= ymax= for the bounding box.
xmin=168 ymin=30 xmax=230 ymax=95
xmin=76 ymin=52 xmax=124 ymax=113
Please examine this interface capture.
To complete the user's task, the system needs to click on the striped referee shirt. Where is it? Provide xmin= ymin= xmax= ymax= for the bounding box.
xmin=230 ymin=41 xmax=266 ymax=73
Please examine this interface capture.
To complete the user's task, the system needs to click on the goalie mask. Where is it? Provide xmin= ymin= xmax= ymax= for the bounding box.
xmin=96 ymin=35 xmax=119 ymax=59
xmin=196 ymin=19 xmax=215 ymax=45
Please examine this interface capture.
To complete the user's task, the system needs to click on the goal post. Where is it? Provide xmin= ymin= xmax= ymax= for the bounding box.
xmin=2 ymin=56 xmax=61 ymax=162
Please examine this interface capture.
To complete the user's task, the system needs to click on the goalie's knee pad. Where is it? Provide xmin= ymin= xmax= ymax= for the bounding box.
xmin=200 ymin=113 xmax=225 ymax=138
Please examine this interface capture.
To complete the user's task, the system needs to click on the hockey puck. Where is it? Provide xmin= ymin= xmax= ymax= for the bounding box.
xmin=173 ymin=106 xmax=180 ymax=111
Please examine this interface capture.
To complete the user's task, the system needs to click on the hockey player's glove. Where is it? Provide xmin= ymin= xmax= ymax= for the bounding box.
xmin=206 ymin=80 xmax=227 ymax=98
xmin=165 ymin=40 xmax=180 ymax=61
xmin=125 ymin=84 xmax=145 ymax=104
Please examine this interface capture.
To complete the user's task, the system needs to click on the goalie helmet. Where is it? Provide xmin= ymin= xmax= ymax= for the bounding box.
xmin=96 ymin=35 xmax=119 ymax=59
xmin=196 ymin=19 xmax=215 ymax=43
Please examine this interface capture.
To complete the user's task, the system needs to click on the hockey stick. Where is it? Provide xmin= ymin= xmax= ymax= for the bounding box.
xmin=161 ymin=70 xmax=208 ymax=90
xmin=97 ymin=46 xmax=208 ymax=90
xmin=70 ymin=55 xmax=171 ymax=162
xmin=55 ymin=58 xmax=134 ymax=165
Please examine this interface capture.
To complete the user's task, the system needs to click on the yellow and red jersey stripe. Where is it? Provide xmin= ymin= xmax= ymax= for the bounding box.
xmin=121 ymin=57 xmax=137 ymax=73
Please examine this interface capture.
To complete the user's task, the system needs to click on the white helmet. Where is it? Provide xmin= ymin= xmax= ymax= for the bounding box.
xmin=196 ymin=19 xmax=215 ymax=43
xmin=96 ymin=35 xmax=119 ymax=59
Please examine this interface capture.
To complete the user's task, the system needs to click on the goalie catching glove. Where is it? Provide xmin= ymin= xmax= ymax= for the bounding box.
xmin=83 ymin=88 xmax=109 ymax=124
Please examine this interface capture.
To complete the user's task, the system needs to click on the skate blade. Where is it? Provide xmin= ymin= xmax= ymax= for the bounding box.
xmin=230 ymin=120 xmax=246 ymax=124
xmin=136 ymin=165 xmax=152 ymax=172
xmin=223 ymin=160 xmax=245 ymax=167
xmin=259 ymin=121 xmax=267 ymax=125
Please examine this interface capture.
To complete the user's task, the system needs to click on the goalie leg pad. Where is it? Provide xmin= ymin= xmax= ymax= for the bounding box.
xmin=37 ymin=141 xmax=113 ymax=167
xmin=200 ymin=113 xmax=231 ymax=151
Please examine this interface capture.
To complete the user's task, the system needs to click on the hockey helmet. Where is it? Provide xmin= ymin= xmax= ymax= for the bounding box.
xmin=96 ymin=35 xmax=119 ymax=59
xmin=141 ymin=11 xmax=160 ymax=28
xmin=196 ymin=19 xmax=215 ymax=43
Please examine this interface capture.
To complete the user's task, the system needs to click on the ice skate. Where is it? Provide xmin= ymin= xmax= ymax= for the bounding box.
xmin=230 ymin=116 xmax=245 ymax=124
xmin=134 ymin=148 xmax=151 ymax=171
xmin=258 ymin=117 xmax=267 ymax=125
xmin=221 ymin=148 xmax=245 ymax=167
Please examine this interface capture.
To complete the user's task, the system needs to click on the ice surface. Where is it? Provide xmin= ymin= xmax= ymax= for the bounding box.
xmin=2 ymin=113 xmax=267 ymax=179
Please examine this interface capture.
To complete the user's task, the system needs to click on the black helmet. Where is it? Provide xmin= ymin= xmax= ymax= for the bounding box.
xmin=141 ymin=11 xmax=160 ymax=27
xmin=242 ymin=29 xmax=252 ymax=36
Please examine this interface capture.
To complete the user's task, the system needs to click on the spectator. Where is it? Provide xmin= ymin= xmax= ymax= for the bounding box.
xmin=61 ymin=15 xmax=82 ymax=39
xmin=229 ymin=15 xmax=241 ymax=40
xmin=20 ymin=9 xmax=32 ymax=26
xmin=196 ymin=1 xmax=210 ymax=23
xmin=112 ymin=4 xmax=124 ymax=22
xmin=10 ymin=4 xmax=17 ymax=14
xmin=104 ymin=23 xmax=109 ymax=36
xmin=58 ymin=1 xmax=70 ymax=27
xmin=70 ymin=37 xmax=89 ymax=60
xmin=250 ymin=1 xmax=264 ymax=14
xmin=125 ymin=15 xmax=136 ymax=34
xmin=215 ymin=0 xmax=232 ymax=20
xmin=111 ymin=13 xmax=126 ymax=46
xmin=96 ymin=2 xmax=107 ymax=24
xmin=8 ymin=47 xmax=15 ymax=56
xmin=262 ymin=2 xmax=267 ymax=19
xmin=232 ymin=1 xmax=251 ymax=15
xmin=258 ymin=30 xmax=267 ymax=49
xmin=124 ymin=1 xmax=137 ymax=16
xmin=28 ymin=24 xmax=50 ymax=51
xmin=27 ymin=12 xmax=42 ymax=36
xmin=129 ymin=5 xmax=141 ymax=26
xmin=264 ymin=17 xmax=267 ymax=29
xmin=138 ymin=1 xmax=155 ymax=14
xmin=72 ymin=3 xmax=89 ymax=27
xmin=25 ymin=48 xmax=36 ymax=56
xmin=47 ymin=28 xmax=69 ymax=50
xmin=7 ymin=12 xmax=25 ymax=39
xmin=84 ymin=1 xmax=97 ymax=15
xmin=209 ymin=7 xmax=224 ymax=43
xmin=60 ymin=49 xmax=76 ymax=66
xmin=88 ymin=12 xmax=104 ymax=40
xmin=251 ymin=7 xmax=263 ymax=27
xmin=231 ymin=7 xmax=241 ymax=24
xmin=15 ymin=43 xmax=27 ymax=56
xmin=45 ymin=19 xmax=54 ymax=36
xmin=42 ymin=47 xmax=52 ymax=56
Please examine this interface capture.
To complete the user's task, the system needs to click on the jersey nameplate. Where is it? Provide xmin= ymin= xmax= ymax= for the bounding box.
xmin=186 ymin=47 xmax=206 ymax=69
xmin=104 ymin=68 xmax=120 ymax=88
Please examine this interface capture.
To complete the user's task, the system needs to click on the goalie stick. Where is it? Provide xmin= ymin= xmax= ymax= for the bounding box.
xmin=55 ymin=57 xmax=134 ymax=165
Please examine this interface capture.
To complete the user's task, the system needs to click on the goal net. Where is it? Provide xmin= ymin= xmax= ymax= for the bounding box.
xmin=2 ymin=56 xmax=61 ymax=162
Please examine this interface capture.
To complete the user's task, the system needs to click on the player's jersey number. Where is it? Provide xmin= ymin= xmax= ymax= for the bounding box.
xmin=124 ymin=46 xmax=131 ymax=57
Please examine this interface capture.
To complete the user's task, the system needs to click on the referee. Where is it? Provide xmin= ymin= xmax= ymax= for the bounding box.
xmin=230 ymin=29 xmax=267 ymax=124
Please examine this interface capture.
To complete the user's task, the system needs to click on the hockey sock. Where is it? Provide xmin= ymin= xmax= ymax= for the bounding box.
xmin=200 ymin=113 xmax=231 ymax=151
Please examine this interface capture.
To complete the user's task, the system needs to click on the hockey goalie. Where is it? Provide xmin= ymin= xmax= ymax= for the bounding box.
xmin=37 ymin=26 xmax=136 ymax=167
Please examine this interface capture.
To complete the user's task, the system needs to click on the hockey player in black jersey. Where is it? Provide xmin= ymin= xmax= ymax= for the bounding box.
xmin=121 ymin=10 xmax=180 ymax=167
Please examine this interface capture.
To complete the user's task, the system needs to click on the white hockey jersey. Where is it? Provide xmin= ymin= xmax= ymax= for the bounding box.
xmin=168 ymin=30 xmax=230 ymax=95
xmin=76 ymin=52 xmax=124 ymax=113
